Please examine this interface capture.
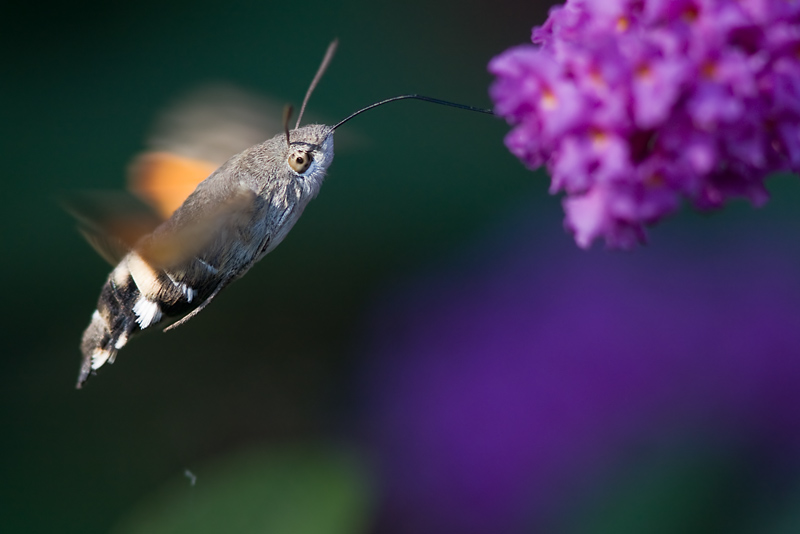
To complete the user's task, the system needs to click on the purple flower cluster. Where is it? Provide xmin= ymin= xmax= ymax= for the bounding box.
xmin=489 ymin=0 xmax=800 ymax=248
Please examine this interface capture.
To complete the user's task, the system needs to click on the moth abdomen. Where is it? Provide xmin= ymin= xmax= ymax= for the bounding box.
xmin=77 ymin=252 xmax=204 ymax=387
xmin=79 ymin=272 xmax=142 ymax=387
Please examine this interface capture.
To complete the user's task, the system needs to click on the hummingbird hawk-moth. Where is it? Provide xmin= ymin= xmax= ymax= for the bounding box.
xmin=74 ymin=40 xmax=492 ymax=388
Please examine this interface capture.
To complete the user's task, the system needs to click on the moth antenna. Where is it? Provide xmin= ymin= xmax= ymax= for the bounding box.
xmin=332 ymin=94 xmax=494 ymax=131
xmin=282 ymin=104 xmax=293 ymax=147
xmin=295 ymin=39 xmax=338 ymax=130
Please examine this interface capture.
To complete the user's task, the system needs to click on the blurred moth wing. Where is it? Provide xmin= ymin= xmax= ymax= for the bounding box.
xmin=62 ymin=191 xmax=164 ymax=265
xmin=128 ymin=152 xmax=219 ymax=219
xmin=129 ymin=83 xmax=285 ymax=219
xmin=65 ymin=84 xmax=284 ymax=267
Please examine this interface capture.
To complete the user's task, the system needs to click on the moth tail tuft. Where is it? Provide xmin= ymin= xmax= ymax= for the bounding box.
xmin=77 ymin=297 xmax=136 ymax=388
xmin=78 ymin=311 xmax=114 ymax=388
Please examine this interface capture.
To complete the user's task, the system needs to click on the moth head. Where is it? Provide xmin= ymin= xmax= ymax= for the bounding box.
xmin=284 ymin=124 xmax=334 ymax=177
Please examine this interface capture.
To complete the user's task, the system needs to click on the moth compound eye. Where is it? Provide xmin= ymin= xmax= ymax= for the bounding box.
xmin=288 ymin=150 xmax=313 ymax=174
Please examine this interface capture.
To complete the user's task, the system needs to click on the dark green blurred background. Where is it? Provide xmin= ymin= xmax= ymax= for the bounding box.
xmin=2 ymin=1 xmax=551 ymax=532
xmin=5 ymin=1 xmax=800 ymax=533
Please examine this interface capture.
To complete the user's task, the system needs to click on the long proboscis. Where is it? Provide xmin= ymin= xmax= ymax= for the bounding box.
xmin=332 ymin=94 xmax=495 ymax=131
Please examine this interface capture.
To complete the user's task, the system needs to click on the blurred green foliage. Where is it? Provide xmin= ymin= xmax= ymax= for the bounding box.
xmin=113 ymin=444 xmax=372 ymax=534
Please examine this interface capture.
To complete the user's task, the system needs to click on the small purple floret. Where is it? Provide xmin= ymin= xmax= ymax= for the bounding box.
xmin=490 ymin=0 xmax=800 ymax=248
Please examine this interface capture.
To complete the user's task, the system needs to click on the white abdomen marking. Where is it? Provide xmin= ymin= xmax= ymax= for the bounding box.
xmin=133 ymin=297 xmax=163 ymax=328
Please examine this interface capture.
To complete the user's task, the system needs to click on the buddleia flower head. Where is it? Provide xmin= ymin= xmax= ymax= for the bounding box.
xmin=490 ymin=0 xmax=800 ymax=248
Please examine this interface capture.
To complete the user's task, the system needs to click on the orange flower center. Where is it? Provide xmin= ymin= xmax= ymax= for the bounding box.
xmin=542 ymin=87 xmax=558 ymax=109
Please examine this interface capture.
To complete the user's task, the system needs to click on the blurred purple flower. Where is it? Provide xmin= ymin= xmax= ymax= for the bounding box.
xmin=360 ymin=216 xmax=800 ymax=534
xmin=490 ymin=0 xmax=800 ymax=248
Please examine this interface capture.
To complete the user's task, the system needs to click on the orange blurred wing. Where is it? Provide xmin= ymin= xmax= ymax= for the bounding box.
xmin=128 ymin=152 xmax=218 ymax=219
xmin=126 ymin=83 xmax=285 ymax=218
xmin=69 ymin=84 xmax=284 ymax=265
